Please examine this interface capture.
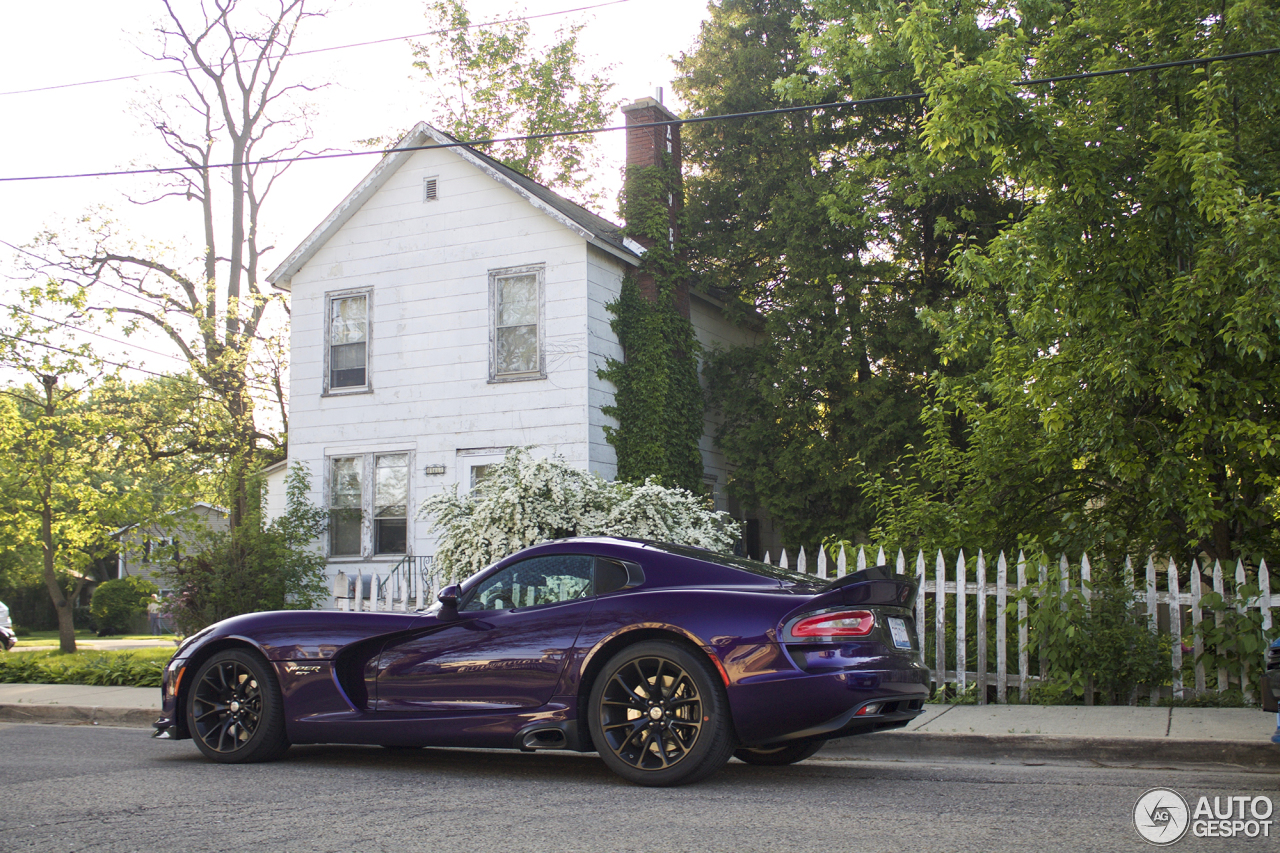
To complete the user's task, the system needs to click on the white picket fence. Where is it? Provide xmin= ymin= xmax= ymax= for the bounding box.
xmin=765 ymin=544 xmax=1274 ymax=706
xmin=330 ymin=544 xmax=1275 ymax=706
xmin=332 ymin=555 xmax=442 ymax=613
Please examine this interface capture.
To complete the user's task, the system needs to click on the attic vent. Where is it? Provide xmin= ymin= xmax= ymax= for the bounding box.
xmin=423 ymin=177 xmax=439 ymax=202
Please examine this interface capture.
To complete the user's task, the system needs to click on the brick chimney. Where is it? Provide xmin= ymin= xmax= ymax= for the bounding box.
xmin=621 ymin=91 xmax=689 ymax=319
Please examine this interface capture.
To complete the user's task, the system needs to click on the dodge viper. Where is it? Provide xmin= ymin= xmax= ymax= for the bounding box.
xmin=153 ymin=537 xmax=930 ymax=786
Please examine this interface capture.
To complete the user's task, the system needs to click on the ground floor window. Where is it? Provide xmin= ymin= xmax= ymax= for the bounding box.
xmin=328 ymin=451 xmax=411 ymax=558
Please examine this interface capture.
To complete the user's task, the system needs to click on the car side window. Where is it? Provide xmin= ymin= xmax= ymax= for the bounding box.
xmin=462 ymin=555 xmax=594 ymax=611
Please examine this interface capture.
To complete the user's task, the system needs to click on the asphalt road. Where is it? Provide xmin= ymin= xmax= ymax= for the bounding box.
xmin=2 ymin=723 xmax=1278 ymax=853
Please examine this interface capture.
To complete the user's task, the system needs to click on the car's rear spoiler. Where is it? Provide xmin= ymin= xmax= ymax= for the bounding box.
xmin=818 ymin=564 xmax=917 ymax=609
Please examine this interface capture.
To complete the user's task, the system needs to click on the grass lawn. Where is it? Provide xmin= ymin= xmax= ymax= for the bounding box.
xmin=13 ymin=630 xmax=178 ymax=648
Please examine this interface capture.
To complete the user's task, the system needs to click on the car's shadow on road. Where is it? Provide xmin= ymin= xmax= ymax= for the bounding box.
xmin=151 ymin=739 xmax=888 ymax=788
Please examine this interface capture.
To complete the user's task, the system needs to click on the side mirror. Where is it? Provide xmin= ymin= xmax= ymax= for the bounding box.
xmin=437 ymin=584 xmax=461 ymax=609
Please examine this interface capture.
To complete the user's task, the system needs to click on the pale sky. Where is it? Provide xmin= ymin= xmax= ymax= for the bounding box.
xmin=0 ymin=0 xmax=711 ymax=378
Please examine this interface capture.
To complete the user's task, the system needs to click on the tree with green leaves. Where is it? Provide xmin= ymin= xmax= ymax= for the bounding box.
xmin=160 ymin=463 xmax=328 ymax=635
xmin=27 ymin=0 xmax=310 ymax=534
xmin=854 ymin=0 xmax=1280 ymax=562
xmin=373 ymin=0 xmax=613 ymax=207
xmin=675 ymin=0 xmax=1011 ymax=546
xmin=0 ymin=289 xmax=151 ymax=653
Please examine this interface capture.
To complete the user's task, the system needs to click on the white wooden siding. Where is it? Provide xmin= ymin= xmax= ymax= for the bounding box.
xmin=286 ymin=145 xmax=620 ymax=573
xmin=585 ymin=245 xmax=625 ymax=480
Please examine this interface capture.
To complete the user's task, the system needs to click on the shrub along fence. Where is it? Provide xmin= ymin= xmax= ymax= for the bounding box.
xmin=764 ymin=545 xmax=1274 ymax=706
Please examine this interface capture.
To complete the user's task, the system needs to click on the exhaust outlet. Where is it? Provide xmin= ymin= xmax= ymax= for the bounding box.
xmin=521 ymin=728 xmax=568 ymax=750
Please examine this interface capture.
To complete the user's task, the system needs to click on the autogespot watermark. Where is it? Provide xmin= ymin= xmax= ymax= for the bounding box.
xmin=1133 ymin=787 xmax=1275 ymax=845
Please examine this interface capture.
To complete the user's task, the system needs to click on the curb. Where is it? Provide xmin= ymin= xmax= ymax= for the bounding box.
xmin=4 ymin=703 xmax=1277 ymax=769
xmin=0 ymin=703 xmax=156 ymax=729
xmin=819 ymin=731 xmax=1280 ymax=769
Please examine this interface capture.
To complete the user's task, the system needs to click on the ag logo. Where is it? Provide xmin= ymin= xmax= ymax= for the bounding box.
xmin=1134 ymin=788 xmax=1190 ymax=845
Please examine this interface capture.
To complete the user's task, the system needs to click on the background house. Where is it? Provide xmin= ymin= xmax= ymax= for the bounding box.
xmin=265 ymin=95 xmax=779 ymax=602
xmin=115 ymin=502 xmax=231 ymax=595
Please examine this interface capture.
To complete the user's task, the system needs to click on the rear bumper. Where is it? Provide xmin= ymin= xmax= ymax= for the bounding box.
xmin=727 ymin=659 xmax=931 ymax=747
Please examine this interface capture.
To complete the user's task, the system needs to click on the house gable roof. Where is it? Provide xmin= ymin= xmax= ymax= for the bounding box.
xmin=267 ymin=123 xmax=641 ymax=291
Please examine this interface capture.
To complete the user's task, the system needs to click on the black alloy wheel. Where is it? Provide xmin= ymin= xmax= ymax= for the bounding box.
xmin=734 ymin=739 xmax=826 ymax=766
xmin=187 ymin=649 xmax=290 ymax=764
xmin=589 ymin=640 xmax=736 ymax=787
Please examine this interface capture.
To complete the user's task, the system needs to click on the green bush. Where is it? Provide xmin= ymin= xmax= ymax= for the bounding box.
xmin=0 ymin=650 xmax=165 ymax=688
xmin=1017 ymin=561 xmax=1171 ymax=704
xmin=89 ymin=577 xmax=158 ymax=636
xmin=161 ymin=464 xmax=328 ymax=635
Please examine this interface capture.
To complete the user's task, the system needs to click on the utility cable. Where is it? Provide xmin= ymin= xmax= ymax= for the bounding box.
xmin=1 ymin=305 xmax=285 ymax=397
xmin=0 ymin=0 xmax=634 ymax=97
xmin=2 ymin=46 xmax=1276 ymax=184
xmin=0 ymin=330 xmax=288 ymax=404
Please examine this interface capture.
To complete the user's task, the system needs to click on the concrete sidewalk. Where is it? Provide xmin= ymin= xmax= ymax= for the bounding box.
xmin=823 ymin=702 xmax=1280 ymax=769
xmin=0 ymin=684 xmax=161 ymax=728
xmin=0 ymin=683 xmax=1276 ymax=769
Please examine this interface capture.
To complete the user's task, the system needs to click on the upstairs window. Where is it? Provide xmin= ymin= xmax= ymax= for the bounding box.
xmin=489 ymin=265 xmax=544 ymax=381
xmin=328 ymin=293 xmax=368 ymax=391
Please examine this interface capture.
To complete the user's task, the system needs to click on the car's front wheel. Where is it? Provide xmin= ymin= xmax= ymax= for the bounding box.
xmin=187 ymin=649 xmax=290 ymax=764
xmin=734 ymin=739 xmax=826 ymax=766
xmin=588 ymin=640 xmax=736 ymax=787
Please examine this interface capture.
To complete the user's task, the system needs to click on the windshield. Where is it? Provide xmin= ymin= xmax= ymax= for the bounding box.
xmin=646 ymin=542 xmax=821 ymax=587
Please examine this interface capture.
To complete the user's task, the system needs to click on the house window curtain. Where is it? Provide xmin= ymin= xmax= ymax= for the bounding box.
xmin=330 ymin=295 xmax=368 ymax=388
xmin=330 ymin=456 xmax=363 ymax=556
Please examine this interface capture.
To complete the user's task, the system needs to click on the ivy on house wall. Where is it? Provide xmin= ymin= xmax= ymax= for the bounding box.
xmin=598 ymin=163 xmax=705 ymax=494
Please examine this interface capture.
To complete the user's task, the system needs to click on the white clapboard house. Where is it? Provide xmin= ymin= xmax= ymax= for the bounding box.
xmin=265 ymin=95 xmax=777 ymax=602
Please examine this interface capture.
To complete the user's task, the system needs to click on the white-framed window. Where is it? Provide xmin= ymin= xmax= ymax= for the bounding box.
xmin=488 ymin=264 xmax=544 ymax=381
xmin=470 ymin=464 xmax=495 ymax=489
xmin=328 ymin=451 xmax=410 ymax=558
xmin=326 ymin=290 xmax=370 ymax=393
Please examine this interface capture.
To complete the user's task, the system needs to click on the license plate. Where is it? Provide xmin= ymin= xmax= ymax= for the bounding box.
xmin=887 ymin=616 xmax=912 ymax=649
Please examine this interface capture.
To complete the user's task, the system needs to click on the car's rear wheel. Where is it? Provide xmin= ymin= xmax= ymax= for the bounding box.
xmin=734 ymin=739 xmax=826 ymax=766
xmin=588 ymin=640 xmax=736 ymax=787
xmin=187 ymin=649 xmax=290 ymax=764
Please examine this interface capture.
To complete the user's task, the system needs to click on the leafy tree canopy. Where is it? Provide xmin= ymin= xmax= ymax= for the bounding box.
xmin=366 ymin=0 xmax=614 ymax=207
xmin=677 ymin=0 xmax=1012 ymax=547
xmin=855 ymin=0 xmax=1280 ymax=562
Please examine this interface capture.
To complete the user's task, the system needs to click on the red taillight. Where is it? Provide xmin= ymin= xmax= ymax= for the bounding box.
xmin=790 ymin=610 xmax=876 ymax=638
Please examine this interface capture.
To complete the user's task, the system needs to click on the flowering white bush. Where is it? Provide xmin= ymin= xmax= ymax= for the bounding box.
xmin=421 ymin=449 xmax=738 ymax=580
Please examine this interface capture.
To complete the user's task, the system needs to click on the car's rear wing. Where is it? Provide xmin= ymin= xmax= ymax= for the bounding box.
xmin=818 ymin=565 xmax=917 ymax=610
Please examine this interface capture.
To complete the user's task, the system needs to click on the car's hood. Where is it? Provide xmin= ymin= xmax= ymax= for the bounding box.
xmin=176 ymin=609 xmax=425 ymax=662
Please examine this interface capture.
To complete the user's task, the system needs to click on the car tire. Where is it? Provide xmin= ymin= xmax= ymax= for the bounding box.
xmin=734 ymin=739 xmax=826 ymax=766
xmin=588 ymin=640 xmax=736 ymax=787
xmin=187 ymin=649 xmax=290 ymax=764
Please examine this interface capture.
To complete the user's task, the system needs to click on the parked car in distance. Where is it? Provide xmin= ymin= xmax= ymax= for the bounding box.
xmin=153 ymin=537 xmax=930 ymax=786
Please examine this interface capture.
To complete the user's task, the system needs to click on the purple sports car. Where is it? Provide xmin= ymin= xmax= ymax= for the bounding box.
xmin=153 ymin=537 xmax=930 ymax=786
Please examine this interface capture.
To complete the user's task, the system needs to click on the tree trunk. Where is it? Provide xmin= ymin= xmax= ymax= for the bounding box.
xmin=37 ymin=375 xmax=77 ymax=654
xmin=41 ymin=494 xmax=76 ymax=655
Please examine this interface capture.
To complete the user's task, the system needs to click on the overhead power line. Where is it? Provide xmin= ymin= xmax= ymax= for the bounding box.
xmin=1 ymin=305 xmax=285 ymax=397
xmin=2 ymin=46 xmax=1276 ymax=184
xmin=0 ymin=0 xmax=633 ymax=97
xmin=0 ymin=329 xmax=287 ymax=401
